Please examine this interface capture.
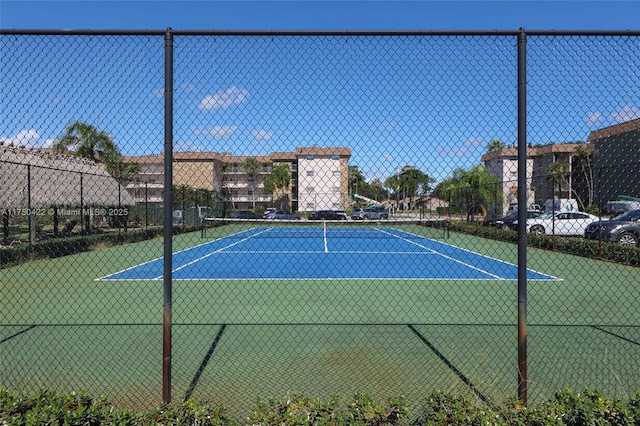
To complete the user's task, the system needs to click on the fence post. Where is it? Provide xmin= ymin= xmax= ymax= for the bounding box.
xmin=517 ymin=27 xmax=528 ymax=405
xmin=145 ymin=181 xmax=149 ymax=231
xmin=162 ymin=27 xmax=174 ymax=405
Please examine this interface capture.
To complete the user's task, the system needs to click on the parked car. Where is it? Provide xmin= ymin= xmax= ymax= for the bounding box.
xmin=525 ymin=211 xmax=598 ymax=236
xmin=262 ymin=208 xmax=277 ymax=219
xmin=334 ymin=210 xmax=348 ymax=220
xmin=584 ymin=209 xmax=640 ymax=247
xmin=264 ymin=210 xmax=300 ymax=220
xmin=308 ymin=210 xmax=347 ymax=220
xmin=227 ymin=210 xmax=260 ymax=219
xmin=351 ymin=206 xmax=389 ymax=220
xmin=606 ymin=200 xmax=640 ymax=215
xmin=495 ymin=210 xmax=543 ymax=230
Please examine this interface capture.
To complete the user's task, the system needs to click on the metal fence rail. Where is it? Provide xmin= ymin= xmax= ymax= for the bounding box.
xmin=1 ymin=28 xmax=638 ymax=419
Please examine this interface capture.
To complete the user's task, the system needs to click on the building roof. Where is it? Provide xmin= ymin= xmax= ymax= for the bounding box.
xmin=480 ymin=143 xmax=584 ymax=162
xmin=481 ymin=147 xmax=532 ymax=162
xmin=295 ymin=146 xmax=351 ymax=157
xmin=123 ymin=146 xmax=351 ymax=165
xmin=1 ymin=144 xmax=136 ymax=208
xmin=587 ymin=118 xmax=640 ymax=142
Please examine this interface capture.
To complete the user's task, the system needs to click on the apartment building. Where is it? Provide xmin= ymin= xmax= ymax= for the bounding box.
xmin=481 ymin=143 xmax=582 ymax=214
xmin=123 ymin=146 xmax=351 ymax=213
xmin=481 ymin=146 xmax=535 ymax=214
xmin=295 ymin=146 xmax=351 ymax=212
xmin=587 ymin=118 xmax=640 ymax=210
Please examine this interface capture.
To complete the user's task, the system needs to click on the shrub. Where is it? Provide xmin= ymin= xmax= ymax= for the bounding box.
xmin=248 ymin=392 xmax=408 ymax=425
xmin=2 ymin=387 xmax=640 ymax=425
xmin=0 ymin=227 xmax=172 ymax=268
xmin=432 ymin=220 xmax=640 ymax=267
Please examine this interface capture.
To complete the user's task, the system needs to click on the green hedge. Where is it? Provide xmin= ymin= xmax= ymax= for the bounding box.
xmin=437 ymin=220 xmax=640 ymax=267
xmin=2 ymin=387 xmax=639 ymax=425
xmin=0 ymin=226 xmax=201 ymax=269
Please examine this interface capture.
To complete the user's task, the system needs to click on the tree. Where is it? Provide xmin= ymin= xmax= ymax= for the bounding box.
xmin=486 ymin=139 xmax=506 ymax=154
xmin=365 ymin=179 xmax=389 ymax=202
xmin=384 ymin=165 xmax=434 ymax=210
xmin=242 ymin=157 xmax=262 ymax=209
xmin=546 ymin=159 xmax=570 ymax=197
xmin=219 ymin=163 xmax=234 ymax=210
xmin=348 ymin=165 xmax=366 ymax=196
xmin=263 ymin=163 xmax=291 ymax=210
xmin=432 ymin=164 xmax=500 ymax=221
xmin=52 ymin=121 xmax=138 ymax=180
xmin=572 ymin=143 xmax=597 ymax=210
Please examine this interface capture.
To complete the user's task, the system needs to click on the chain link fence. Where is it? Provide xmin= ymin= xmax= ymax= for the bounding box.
xmin=1 ymin=29 xmax=638 ymax=419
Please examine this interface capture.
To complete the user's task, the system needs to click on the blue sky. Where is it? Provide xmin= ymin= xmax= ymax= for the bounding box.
xmin=1 ymin=1 xmax=639 ymax=31
xmin=1 ymin=1 xmax=639 ymax=183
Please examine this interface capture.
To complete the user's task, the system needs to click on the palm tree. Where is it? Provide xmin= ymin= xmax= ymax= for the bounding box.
xmin=546 ymin=160 xmax=570 ymax=198
xmin=573 ymin=143 xmax=596 ymax=209
xmin=51 ymin=121 xmax=137 ymax=179
xmin=486 ymin=139 xmax=506 ymax=154
xmin=433 ymin=165 xmax=500 ymax=221
xmin=263 ymin=164 xmax=291 ymax=210
xmin=384 ymin=166 xmax=433 ymax=210
xmin=242 ymin=157 xmax=262 ymax=209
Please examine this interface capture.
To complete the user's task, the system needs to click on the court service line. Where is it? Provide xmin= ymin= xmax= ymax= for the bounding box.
xmin=152 ymin=227 xmax=276 ymax=279
xmin=375 ymin=228 xmax=505 ymax=280
xmin=380 ymin=227 xmax=562 ymax=281
xmin=96 ymin=226 xmax=269 ymax=281
xmin=323 ymin=221 xmax=329 ymax=253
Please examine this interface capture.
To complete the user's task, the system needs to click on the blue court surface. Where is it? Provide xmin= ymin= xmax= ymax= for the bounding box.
xmin=100 ymin=225 xmax=558 ymax=281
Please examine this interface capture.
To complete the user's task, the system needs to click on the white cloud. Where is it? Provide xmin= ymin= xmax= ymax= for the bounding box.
xmin=174 ymin=141 xmax=202 ymax=152
xmin=463 ymin=137 xmax=485 ymax=147
xmin=381 ymin=153 xmax=394 ymax=162
xmin=610 ymin=104 xmax=640 ymax=123
xmin=436 ymin=145 xmax=467 ymax=157
xmin=180 ymin=83 xmax=197 ymax=93
xmin=0 ymin=129 xmax=41 ymax=147
xmin=251 ymin=129 xmax=272 ymax=140
xmin=586 ymin=111 xmax=603 ymax=127
xmin=198 ymin=87 xmax=249 ymax=110
xmin=194 ymin=125 xmax=238 ymax=138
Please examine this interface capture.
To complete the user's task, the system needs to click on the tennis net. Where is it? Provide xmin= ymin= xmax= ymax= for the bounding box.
xmin=201 ymin=217 xmax=449 ymax=241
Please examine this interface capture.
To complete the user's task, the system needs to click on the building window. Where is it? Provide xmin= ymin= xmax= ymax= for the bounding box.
xmin=306 ymin=186 xmax=315 ymax=193
xmin=305 ymin=155 xmax=314 ymax=160
xmin=331 ymin=155 xmax=340 ymax=160
xmin=332 ymin=170 xmax=340 ymax=176
xmin=307 ymin=203 xmax=315 ymax=209
xmin=306 ymin=170 xmax=315 ymax=176
xmin=332 ymin=186 xmax=340 ymax=193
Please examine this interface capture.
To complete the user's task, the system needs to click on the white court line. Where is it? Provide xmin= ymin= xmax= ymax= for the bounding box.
xmin=152 ymin=227 xmax=275 ymax=279
xmin=375 ymin=227 xmax=506 ymax=280
xmin=99 ymin=225 xmax=560 ymax=282
xmin=214 ymin=250 xmax=438 ymax=255
xmin=323 ymin=221 xmax=328 ymax=253
xmin=96 ymin=226 xmax=272 ymax=281
xmin=377 ymin=227 xmax=562 ymax=281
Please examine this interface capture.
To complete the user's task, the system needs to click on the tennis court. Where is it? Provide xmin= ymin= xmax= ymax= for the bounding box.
xmin=100 ymin=220 xmax=557 ymax=281
xmin=2 ymin=223 xmax=638 ymax=419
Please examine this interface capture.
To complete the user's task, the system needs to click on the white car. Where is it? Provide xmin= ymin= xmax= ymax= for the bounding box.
xmin=525 ymin=211 xmax=599 ymax=236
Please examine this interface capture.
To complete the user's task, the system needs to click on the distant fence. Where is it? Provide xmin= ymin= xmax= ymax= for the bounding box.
xmin=1 ymin=28 xmax=639 ymax=420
